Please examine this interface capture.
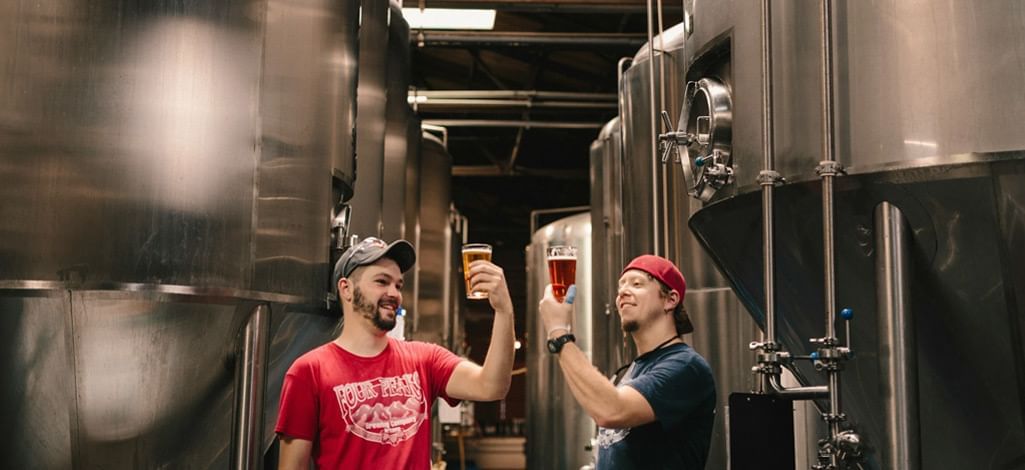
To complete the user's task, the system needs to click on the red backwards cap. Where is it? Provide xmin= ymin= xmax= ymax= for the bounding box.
xmin=622 ymin=255 xmax=687 ymax=300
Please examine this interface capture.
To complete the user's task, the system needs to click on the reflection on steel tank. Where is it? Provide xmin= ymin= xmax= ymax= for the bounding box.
xmin=673 ymin=1 xmax=1025 ymax=469
xmin=0 ymin=0 xmax=358 ymax=467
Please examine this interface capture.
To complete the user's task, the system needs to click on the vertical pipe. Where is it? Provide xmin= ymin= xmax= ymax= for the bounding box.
xmin=818 ymin=0 xmax=841 ymax=462
xmin=758 ymin=0 xmax=776 ymax=396
xmin=875 ymin=202 xmax=920 ymax=470
xmin=820 ymin=0 xmax=837 ymax=343
xmin=234 ymin=304 xmax=271 ymax=470
xmin=645 ymin=0 xmax=661 ymax=256
xmin=655 ymin=0 xmax=670 ymax=257
xmin=759 ymin=0 xmax=776 ymax=347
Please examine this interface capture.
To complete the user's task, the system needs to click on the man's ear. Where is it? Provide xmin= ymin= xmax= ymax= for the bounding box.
xmin=338 ymin=277 xmax=352 ymax=302
xmin=663 ymin=290 xmax=681 ymax=313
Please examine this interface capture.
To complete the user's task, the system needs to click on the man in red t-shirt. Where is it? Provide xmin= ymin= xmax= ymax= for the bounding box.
xmin=275 ymin=237 xmax=515 ymax=469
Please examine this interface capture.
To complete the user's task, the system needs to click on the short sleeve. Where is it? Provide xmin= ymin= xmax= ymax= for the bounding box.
xmin=274 ymin=359 xmax=319 ymax=441
xmin=625 ymin=354 xmax=714 ymax=430
xmin=422 ymin=342 xmax=466 ymax=407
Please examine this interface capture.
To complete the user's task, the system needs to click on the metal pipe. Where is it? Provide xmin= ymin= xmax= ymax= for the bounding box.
xmin=421 ymin=119 xmax=604 ymax=129
xmin=655 ymin=0 xmax=670 ymax=258
xmin=768 ymin=374 xmax=828 ymax=400
xmin=411 ymin=90 xmax=616 ymax=101
xmin=411 ymin=98 xmax=618 ymax=110
xmin=413 ymin=31 xmax=645 ymax=48
xmin=421 ymin=124 xmax=449 ymax=148
xmin=617 ymin=57 xmax=632 ymax=169
xmin=818 ymin=1 xmax=843 ymax=464
xmin=875 ymin=202 xmax=920 ymax=470
xmin=233 ymin=304 xmax=271 ymax=470
xmin=760 ymin=0 xmax=777 ymax=347
xmin=645 ymin=0 xmax=660 ymax=256
xmin=820 ymin=0 xmax=838 ymax=342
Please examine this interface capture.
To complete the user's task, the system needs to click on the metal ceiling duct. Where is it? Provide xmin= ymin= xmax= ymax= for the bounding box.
xmin=0 ymin=0 xmax=359 ymax=467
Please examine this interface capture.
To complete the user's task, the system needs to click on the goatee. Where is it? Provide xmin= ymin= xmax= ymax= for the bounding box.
xmin=353 ymin=286 xmax=397 ymax=331
xmin=621 ymin=320 xmax=639 ymax=333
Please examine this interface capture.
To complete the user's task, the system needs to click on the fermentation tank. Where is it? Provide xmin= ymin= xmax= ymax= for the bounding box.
xmin=525 ymin=212 xmax=594 ymax=470
xmin=0 ymin=0 xmax=359 ymax=467
xmin=675 ymin=1 xmax=1025 ymax=468
xmin=617 ymin=23 xmax=759 ymax=470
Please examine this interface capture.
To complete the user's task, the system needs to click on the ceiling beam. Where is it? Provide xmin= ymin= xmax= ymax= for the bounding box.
xmin=419 ymin=1 xmax=682 ymax=14
xmin=411 ymin=31 xmax=645 ymax=49
xmin=422 ymin=119 xmax=605 ymax=129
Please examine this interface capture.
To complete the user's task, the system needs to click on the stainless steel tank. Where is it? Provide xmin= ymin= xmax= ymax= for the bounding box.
xmin=619 ymin=23 xmax=759 ymax=470
xmin=347 ymin=0 xmax=390 ymax=240
xmin=381 ymin=2 xmax=415 ymax=244
xmin=407 ymin=133 xmax=457 ymax=348
xmin=678 ymin=1 xmax=1025 ymax=468
xmin=0 ymin=0 xmax=358 ymax=467
xmin=526 ymin=212 xmax=594 ymax=470
xmin=590 ymin=118 xmax=632 ymax=377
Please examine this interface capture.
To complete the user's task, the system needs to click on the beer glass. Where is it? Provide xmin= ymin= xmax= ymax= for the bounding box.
xmin=462 ymin=243 xmax=493 ymax=299
xmin=546 ymin=245 xmax=577 ymax=302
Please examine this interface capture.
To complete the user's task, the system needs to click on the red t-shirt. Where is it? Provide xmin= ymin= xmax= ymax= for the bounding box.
xmin=275 ymin=338 xmax=464 ymax=469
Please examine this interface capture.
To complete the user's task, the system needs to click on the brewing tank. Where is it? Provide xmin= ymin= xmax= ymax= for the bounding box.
xmin=525 ymin=212 xmax=594 ymax=470
xmin=0 ymin=0 xmax=359 ymax=467
xmin=618 ymin=23 xmax=759 ymax=470
xmin=678 ymin=1 xmax=1025 ymax=468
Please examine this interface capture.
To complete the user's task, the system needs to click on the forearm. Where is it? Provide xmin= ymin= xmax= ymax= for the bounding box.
xmin=557 ymin=342 xmax=626 ymax=425
xmin=478 ymin=309 xmax=515 ymax=399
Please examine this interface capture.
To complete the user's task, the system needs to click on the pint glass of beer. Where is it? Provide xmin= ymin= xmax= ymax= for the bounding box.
xmin=462 ymin=243 xmax=493 ymax=299
xmin=546 ymin=245 xmax=577 ymax=302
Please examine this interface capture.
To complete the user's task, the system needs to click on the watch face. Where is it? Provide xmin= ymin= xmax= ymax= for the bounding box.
xmin=547 ymin=339 xmax=558 ymax=353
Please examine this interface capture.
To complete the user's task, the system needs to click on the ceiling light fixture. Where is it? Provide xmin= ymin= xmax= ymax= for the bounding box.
xmin=402 ymin=8 xmax=496 ymax=30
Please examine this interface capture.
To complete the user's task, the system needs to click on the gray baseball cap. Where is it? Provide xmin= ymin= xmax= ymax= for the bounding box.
xmin=333 ymin=237 xmax=416 ymax=285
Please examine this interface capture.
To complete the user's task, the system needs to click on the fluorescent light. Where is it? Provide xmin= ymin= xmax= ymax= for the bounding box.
xmin=402 ymin=8 xmax=496 ymax=30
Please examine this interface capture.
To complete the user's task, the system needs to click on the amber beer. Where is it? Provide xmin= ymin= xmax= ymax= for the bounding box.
xmin=546 ymin=246 xmax=577 ymax=302
xmin=462 ymin=243 xmax=493 ymax=299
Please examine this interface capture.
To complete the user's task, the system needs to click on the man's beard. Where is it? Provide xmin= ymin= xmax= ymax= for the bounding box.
xmin=353 ymin=286 xmax=397 ymax=331
xmin=621 ymin=319 xmax=639 ymax=333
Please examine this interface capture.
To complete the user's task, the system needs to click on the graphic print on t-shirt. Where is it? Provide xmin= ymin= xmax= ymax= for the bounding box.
xmin=333 ymin=371 xmax=428 ymax=446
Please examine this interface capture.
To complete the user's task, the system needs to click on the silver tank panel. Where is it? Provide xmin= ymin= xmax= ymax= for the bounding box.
xmin=0 ymin=0 xmax=358 ymax=467
xmin=682 ymin=1 xmax=1025 ymax=468
xmin=526 ymin=213 xmax=594 ymax=470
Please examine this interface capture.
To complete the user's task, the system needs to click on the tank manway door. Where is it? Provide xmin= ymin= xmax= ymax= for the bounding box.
xmin=659 ymin=77 xmax=733 ymax=202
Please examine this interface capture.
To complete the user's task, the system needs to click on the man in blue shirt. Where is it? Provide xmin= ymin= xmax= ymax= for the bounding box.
xmin=539 ymin=254 xmax=715 ymax=469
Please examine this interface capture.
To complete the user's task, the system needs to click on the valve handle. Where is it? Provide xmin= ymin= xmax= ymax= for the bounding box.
xmin=660 ymin=110 xmax=674 ymax=132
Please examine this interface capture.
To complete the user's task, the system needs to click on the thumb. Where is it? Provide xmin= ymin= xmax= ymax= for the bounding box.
xmin=565 ymin=285 xmax=577 ymax=305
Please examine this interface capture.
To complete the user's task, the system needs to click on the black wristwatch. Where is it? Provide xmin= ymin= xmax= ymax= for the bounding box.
xmin=547 ymin=333 xmax=576 ymax=354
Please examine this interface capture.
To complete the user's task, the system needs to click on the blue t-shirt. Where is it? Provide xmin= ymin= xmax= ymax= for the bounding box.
xmin=596 ymin=343 xmax=715 ymax=470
